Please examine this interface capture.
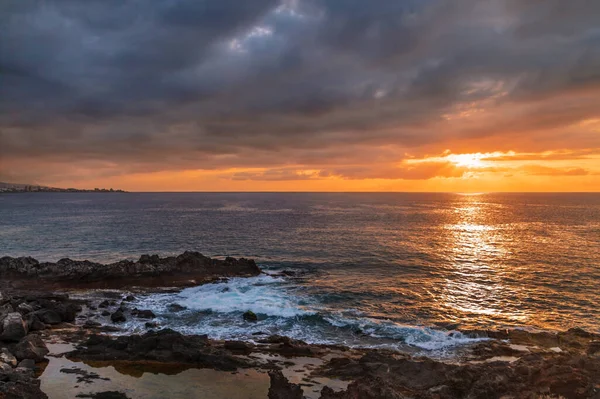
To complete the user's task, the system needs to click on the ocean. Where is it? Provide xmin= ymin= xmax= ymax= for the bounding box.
xmin=1 ymin=192 xmax=599 ymax=353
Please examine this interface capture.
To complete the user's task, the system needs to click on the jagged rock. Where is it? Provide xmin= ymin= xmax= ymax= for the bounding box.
xmin=319 ymin=377 xmax=407 ymax=399
xmin=110 ymin=311 xmax=126 ymax=323
xmin=24 ymin=314 xmax=45 ymax=332
xmin=0 ymin=303 xmax=14 ymax=315
xmin=0 ymin=348 xmax=17 ymax=367
xmin=98 ymin=300 xmax=110 ymax=308
xmin=16 ymin=303 xmax=34 ymax=315
xmin=132 ymin=309 xmax=155 ymax=319
xmin=68 ymin=329 xmax=251 ymax=371
xmin=0 ymin=361 xmax=12 ymax=372
xmin=101 ymin=310 xmax=110 ymax=316
xmin=259 ymin=335 xmax=315 ymax=356
xmin=243 ymin=310 xmax=258 ymax=321
xmin=166 ymin=304 xmax=186 ymax=313
xmin=224 ymin=341 xmax=254 ymax=351
xmin=0 ymin=366 xmax=48 ymax=398
xmin=268 ymin=370 xmax=304 ymax=399
xmin=0 ymin=251 xmax=261 ymax=289
xmin=12 ymin=334 xmax=49 ymax=362
xmin=17 ymin=359 xmax=36 ymax=371
xmin=0 ymin=313 xmax=28 ymax=342
xmin=588 ymin=341 xmax=600 ymax=355
xmin=123 ymin=295 xmax=136 ymax=301
xmin=34 ymin=309 xmax=61 ymax=325
xmin=84 ymin=321 xmax=102 ymax=328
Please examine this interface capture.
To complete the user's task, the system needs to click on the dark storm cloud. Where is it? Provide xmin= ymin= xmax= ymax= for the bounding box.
xmin=1 ymin=0 xmax=599 ymax=182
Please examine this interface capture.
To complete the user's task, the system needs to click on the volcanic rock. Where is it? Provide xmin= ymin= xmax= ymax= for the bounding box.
xmin=0 ymin=313 xmax=28 ymax=342
xmin=0 ymin=251 xmax=261 ymax=289
xmin=243 ymin=310 xmax=258 ymax=321
xmin=132 ymin=309 xmax=155 ymax=319
xmin=110 ymin=311 xmax=126 ymax=323
xmin=12 ymin=334 xmax=49 ymax=362
xmin=68 ymin=329 xmax=253 ymax=371
xmin=166 ymin=304 xmax=186 ymax=313
xmin=268 ymin=370 xmax=304 ymax=399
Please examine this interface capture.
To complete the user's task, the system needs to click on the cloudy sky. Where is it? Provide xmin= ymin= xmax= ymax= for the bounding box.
xmin=1 ymin=0 xmax=599 ymax=191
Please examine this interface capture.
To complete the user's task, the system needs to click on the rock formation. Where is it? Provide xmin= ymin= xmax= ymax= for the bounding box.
xmin=0 ymin=251 xmax=261 ymax=289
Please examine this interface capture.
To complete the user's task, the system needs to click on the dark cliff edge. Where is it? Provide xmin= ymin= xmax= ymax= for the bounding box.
xmin=0 ymin=251 xmax=261 ymax=289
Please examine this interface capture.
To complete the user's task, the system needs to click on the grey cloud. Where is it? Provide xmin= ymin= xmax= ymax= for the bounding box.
xmin=1 ymin=0 xmax=600 ymax=182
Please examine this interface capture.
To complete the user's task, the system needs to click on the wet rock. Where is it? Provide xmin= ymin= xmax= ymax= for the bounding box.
xmin=59 ymin=303 xmax=82 ymax=322
xmin=319 ymin=376 xmax=405 ymax=399
xmin=0 ymin=313 xmax=28 ymax=341
xmin=144 ymin=322 xmax=159 ymax=329
xmin=587 ymin=341 xmax=600 ymax=355
xmin=16 ymin=303 xmax=34 ymax=315
xmin=0 ymin=376 xmax=48 ymax=398
xmin=0 ymin=251 xmax=261 ymax=289
xmin=35 ymin=309 xmax=62 ymax=325
xmin=110 ymin=311 xmax=126 ymax=323
xmin=69 ymin=329 xmax=252 ymax=371
xmin=101 ymin=310 xmax=110 ymax=316
xmin=123 ymin=295 xmax=136 ymax=302
xmin=243 ymin=310 xmax=258 ymax=322
xmin=24 ymin=314 xmax=45 ymax=332
xmin=12 ymin=334 xmax=49 ymax=362
xmin=224 ymin=341 xmax=254 ymax=352
xmin=17 ymin=359 xmax=35 ymax=370
xmin=83 ymin=321 xmax=102 ymax=329
xmin=132 ymin=309 xmax=155 ymax=319
xmin=98 ymin=300 xmax=110 ymax=308
xmin=260 ymin=335 xmax=315 ymax=356
xmin=166 ymin=304 xmax=186 ymax=313
xmin=268 ymin=370 xmax=304 ymax=399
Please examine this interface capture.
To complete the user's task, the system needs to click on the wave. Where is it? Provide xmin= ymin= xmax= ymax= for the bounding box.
xmin=127 ymin=275 xmax=486 ymax=352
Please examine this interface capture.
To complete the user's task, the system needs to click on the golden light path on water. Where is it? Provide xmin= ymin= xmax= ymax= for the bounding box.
xmin=439 ymin=194 xmax=532 ymax=327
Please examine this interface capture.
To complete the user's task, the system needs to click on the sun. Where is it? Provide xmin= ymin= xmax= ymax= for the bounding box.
xmin=447 ymin=153 xmax=486 ymax=168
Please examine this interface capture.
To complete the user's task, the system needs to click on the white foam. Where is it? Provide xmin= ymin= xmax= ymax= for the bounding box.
xmin=177 ymin=275 xmax=313 ymax=318
xmin=125 ymin=277 xmax=486 ymax=352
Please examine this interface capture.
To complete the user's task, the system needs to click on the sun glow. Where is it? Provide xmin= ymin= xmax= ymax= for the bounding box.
xmin=447 ymin=153 xmax=486 ymax=168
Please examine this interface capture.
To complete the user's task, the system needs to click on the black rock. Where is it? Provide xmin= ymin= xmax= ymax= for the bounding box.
xmin=35 ymin=309 xmax=62 ymax=325
xmin=25 ymin=314 xmax=45 ymax=332
xmin=12 ymin=334 xmax=49 ymax=362
xmin=243 ymin=310 xmax=258 ymax=322
xmin=132 ymin=309 xmax=155 ymax=319
xmin=166 ymin=304 xmax=186 ymax=313
xmin=110 ymin=311 xmax=126 ymax=323
xmin=1 ymin=312 xmax=29 ymax=341
xmin=268 ymin=370 xmax=304 ymax=399
xmin=18 ymin=359 xmax=36 ymax=370
xmin=224 ymin=341 xmax=254 ymax=351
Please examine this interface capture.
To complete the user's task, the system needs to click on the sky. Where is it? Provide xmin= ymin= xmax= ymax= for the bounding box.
xmin=1 ymin=0 xmax=599 ymax=192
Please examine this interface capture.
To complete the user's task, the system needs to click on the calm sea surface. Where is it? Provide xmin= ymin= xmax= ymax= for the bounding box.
xmin=1 ymin=193 xmax=599 ymax=351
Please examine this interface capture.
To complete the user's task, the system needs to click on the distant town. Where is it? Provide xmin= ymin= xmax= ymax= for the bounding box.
xmin=0 ymin=182 xmax=126 ymax=193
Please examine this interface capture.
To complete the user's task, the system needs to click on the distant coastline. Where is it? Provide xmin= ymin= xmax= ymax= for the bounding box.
xmin=0 ymin=182 xmax=126 ymax=193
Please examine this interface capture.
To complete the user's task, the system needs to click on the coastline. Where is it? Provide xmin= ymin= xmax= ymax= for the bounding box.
xmin=0 ymin=252 xmax=599 ymax=398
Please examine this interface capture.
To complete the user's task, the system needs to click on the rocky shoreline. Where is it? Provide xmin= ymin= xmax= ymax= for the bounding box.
xmin=0 ymin=252 xmax=599 ymax=398
xmin=0 ymin=252 xmax=260 ymax=289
